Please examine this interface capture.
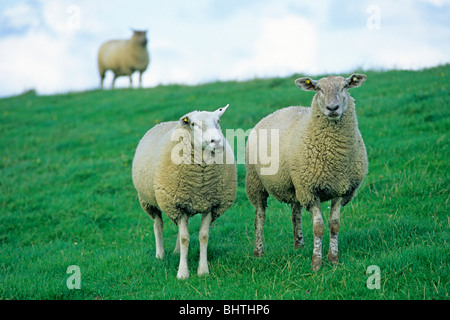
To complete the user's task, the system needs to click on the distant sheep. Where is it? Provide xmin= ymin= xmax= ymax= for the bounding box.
xmin=246 ymin=74 xmax=368 ymax=270
xmin=132 ymin=105 xmax=237 ymax=279
xmin=98 ymin=29 xmax=149 ymax=89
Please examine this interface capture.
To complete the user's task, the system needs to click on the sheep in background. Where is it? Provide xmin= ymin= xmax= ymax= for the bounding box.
xmin=132 ymin=105 xmax=237 ymax=279
xmin=246 ymin=74 xmax=368 ymax=271
xmin=98 ymin=29 xmax=150 ymax=89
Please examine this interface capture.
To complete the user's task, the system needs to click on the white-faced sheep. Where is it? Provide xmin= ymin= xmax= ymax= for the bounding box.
xmin=246 ymin=74 xmax=368 ymax=270
xmin=132 ymin=105 xmax=237 ymax=279
xmin=98 ymin=29 xmax=149 ymax=89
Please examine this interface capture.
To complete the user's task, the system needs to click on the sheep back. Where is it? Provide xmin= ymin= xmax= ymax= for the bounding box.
xmin=98 ymin=39 xmax=149 ymax=76
xmin=247 ymin=106 xmax=309 ymax=204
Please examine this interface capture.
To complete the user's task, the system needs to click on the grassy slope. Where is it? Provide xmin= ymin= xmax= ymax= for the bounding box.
xmin=0 ymin=65 xmax=448 ymax=300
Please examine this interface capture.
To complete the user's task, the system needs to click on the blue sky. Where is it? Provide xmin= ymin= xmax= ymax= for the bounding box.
xmin=0 ymin=0 xmax=449 ymax=97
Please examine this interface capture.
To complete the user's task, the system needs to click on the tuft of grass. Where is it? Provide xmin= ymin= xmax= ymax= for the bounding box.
xmin=0 ymin=65 xmax=449 ymax=300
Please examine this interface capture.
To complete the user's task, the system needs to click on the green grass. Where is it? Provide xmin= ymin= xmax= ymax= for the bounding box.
xmin=0 ymin=65 xmax=449 ymax=300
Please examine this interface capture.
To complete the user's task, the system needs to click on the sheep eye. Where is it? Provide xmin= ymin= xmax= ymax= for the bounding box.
xmin=191 ymin=122 xmax=195 ymax=127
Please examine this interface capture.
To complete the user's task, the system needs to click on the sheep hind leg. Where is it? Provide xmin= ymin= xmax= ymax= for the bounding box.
xmin=246 ymin=167 xmax=268 ymax=257
xmin=310 ymin=200 xmax=324 ymax=271
xmin=139 ymin=199 xmax=164 ymax=259
xmin=198 ymin=211 xmax=212 ymax=276
xmin=248 ymin=189 xmax=266 ymax=257
xmin=327 ymin=197 xmax=342 ymax=265
xmin=112 ymin=74 xmax=117 ymax=89
xmin=253 ymin=204 xmax=267 ymax=257
xmin=291 ymin=202 xmax=304 ymax=249
xmin=176 ymin=215 xmax=190 ymax=279
xmin=153 ymin=215 xmax=164 ymax=259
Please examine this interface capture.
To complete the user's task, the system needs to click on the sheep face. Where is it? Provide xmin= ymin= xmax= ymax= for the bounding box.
xmin=295 ymin=74 xmax=366 ymax=121
xmin=132 ymin=30 xmax=148 ymax=46
xmin=179 ymin=104 xmax=229 ymax=152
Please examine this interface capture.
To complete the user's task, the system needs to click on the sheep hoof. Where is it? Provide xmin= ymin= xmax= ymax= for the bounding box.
xmin=197 ymin=267 xmax=209 ymax=276
xmin=177 ymin=270 xmax=189 ymax=280
xmin=294 ymin=239 xmax=305 ymax=249
xmin=327 ymin=252 xmax=339 ymax=265
xmin=311 ymin=254 xmax=322 ymax=271
xmin=253 ymin=248 xmax=264 ymax=257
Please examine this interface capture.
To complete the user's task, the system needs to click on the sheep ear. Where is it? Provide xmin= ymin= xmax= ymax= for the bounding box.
xmin=346 ymin=74 xmax=367 ymax=88
xmin=295 ymin=77 xmax=318 ymax=91
xmin=215 ymin=104 xmax=229 ymax=117
xmin=180 ymin=115 xmax=191 ymax=127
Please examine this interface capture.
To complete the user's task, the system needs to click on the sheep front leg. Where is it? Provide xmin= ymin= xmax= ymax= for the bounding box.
xmin=291 ymin=202 xmax=304 ymax=248
xmin=177 ymin=216 xmax=190 ymax=279
xmin=310 ymin=201 xmax=324 ymax=271
xmin=139 ymin=71 xmax=144 ymax=88
xmin=328 ymin=197 xmax=342 ymax=265
xmin=198 ymin=212 xmax=212 ymax=276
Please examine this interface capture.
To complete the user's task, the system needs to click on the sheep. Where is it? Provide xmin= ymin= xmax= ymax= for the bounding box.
xmin=98 ymin=29 xmax=149 ymax=89
xmin=245 ymin=74 xmax=368 ymax=271
xmin=132 ymin=104 xmax=237 ymax=279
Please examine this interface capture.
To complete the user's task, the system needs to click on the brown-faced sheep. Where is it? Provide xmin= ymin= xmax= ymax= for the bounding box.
xmin=246 ymin=74 xmax=368 ymax=271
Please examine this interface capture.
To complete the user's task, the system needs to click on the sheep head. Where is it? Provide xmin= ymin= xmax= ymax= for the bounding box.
xmin=131 ymin=29 xmax=148 ymax=46
xmin=295 ymin=74 xmax=366 ymax=120
xmin=179 ymin=104 xmax=229 ymax=152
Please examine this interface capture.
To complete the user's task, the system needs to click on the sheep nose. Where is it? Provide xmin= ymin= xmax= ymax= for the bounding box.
xmin=210 ymin=137 xmax=223 ymax=147
xmin=326 ymin=104 xmax=339 ymax=112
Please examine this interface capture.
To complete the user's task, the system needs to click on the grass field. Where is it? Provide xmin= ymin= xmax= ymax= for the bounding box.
xmin=0 ymin=65 xmax=449 ymax=300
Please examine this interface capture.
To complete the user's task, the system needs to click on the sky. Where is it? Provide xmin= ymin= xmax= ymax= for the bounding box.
xmin=0 ymin=0 xmax=449 ymax=97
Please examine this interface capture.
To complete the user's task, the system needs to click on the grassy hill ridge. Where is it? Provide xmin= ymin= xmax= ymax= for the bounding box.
xmin=0 ymin=65 xmax=449 ymax=299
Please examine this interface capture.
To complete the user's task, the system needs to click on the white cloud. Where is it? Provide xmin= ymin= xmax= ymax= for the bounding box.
xmin=0 ymin=29 xmax=96 ymax=95
xmin=422 ymin=0 xmax=450 ymax=6
xmin=230 ymin=14 xmax=318 ymax=79
xmin=0 ymin=32 xmax=63 ymax=93
xmin=0 ymin=0 xmax=448 ymax=97
xmin=0 ymin=0 xmax=107 ymax=95
xmin=143 ymin=3 xmax=319 ymax=85
xmin=1 ymin=3 xmax=40 ymax=30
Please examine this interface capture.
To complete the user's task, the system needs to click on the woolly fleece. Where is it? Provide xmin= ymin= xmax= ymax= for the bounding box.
xmin=132 ymin=121 xmax=237 ymax=224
